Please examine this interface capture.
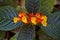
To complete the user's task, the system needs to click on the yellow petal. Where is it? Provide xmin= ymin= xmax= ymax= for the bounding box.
xmin=42 ymin=16 xmax=47 ymax=21
xmin=22 ymin=16 xmax=27 ymax=23
xmin=41 ymin=21 xmax=47 ymax=27
xmin=31 ymin=17 xmax=37 ymax=25
xmin=13 ymin=17 xmax=19 ymax=23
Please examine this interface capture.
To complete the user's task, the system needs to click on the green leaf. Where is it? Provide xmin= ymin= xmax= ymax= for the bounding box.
xmin=0 ymin=6 xmax=18 ymax=19
xmin=39 ymin=0 xmax=54 ymax=15
xmin=25 ymin=0 xmax=54 ymax=15
xmin=17 ymin=25 xmax=35 ymax=40
xmin=37 ymin=29 xmax=55 ymax=40
xmin=0 ymin=6 xmax=23 ymax=31
xmin=39 ymin=11 xmax=60 ymax=39
xmin=25 ymin=0 xmax=40 ymax=14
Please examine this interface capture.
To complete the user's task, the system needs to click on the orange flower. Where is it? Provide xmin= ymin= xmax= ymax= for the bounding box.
xmin=35 ymin=13 xmax=47 ymax=27
xmin=26 ymin=13 xmax=34 ymax=24
xmin=18 ymin=12 xmax=27 ymax=21
xmin=36 ymin=18 xmax=43 ymax=23
xmin=13 ymin=12 xmax=47 ymax=26
xmin=35 ymin=12 xmax=40 ymax=18
xmin=18 ymin=12 xmax=27 ymax=17
xmin=35 ymin=13 xmax=43 ymax=23
xmin=27 ymin=17 xmax=31 ymax=24
xmin=29 ymin=12 xmax=34 ymax=17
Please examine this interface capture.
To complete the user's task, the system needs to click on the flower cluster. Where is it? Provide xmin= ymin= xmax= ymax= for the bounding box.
xmin=13 ymin=12 xmax=47 ymax=27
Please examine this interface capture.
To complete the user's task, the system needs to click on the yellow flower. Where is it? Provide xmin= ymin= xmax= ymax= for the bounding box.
xmin=42 ymin=16 xmax=47 ymax=21
xmin=41 ymin=21 xmax=47 ymax=27
xmin=22 ymin=16 xmax=27 ymax=23
xmin=31 ymin=17 xmax=37 ymax=25
xmin=41 ymin=16 xmax=47 ymax=27
xmin=13 ymin=17 xmax=20 ymax=23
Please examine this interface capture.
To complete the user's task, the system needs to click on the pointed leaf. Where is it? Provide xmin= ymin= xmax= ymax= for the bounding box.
xmin=0 ymin=6 xmax=23 ymax=31
xmin=17 ymin=25 xmax=35 ymax=40
xmin=39 ymin=0 xmax=54 ymax=15
xmin=25 ymin=0 xmax=54 ymax=15
xmin=39 ymin=11 xmax=60 ymax=39
xmin=25 ymin=0 xmax=40 ymax=14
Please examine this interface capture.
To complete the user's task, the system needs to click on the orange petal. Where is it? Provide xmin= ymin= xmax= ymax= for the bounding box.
xmin=30 ymin=12 xmax=34 ymax=17
xmin=18 ymin=12 xmax=27 ymax=17
xmin=36 ymin=18 xmax=43 ymax=23
xmin=18 ymin=17 xmax=22 ymax=21
xmin=27 ymin=17 xmax=31 ymax=24
xmin=35 ymin=12 xmax=41 ymax=18
xmin=22 ymin=12 xmax=27 ymax=16
xmin=18 ymin=12 xmax=23 ymax=17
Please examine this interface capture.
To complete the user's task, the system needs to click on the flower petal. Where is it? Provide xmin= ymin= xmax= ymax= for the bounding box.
xmin=31 ymin=17 xmax=37 ymax=25
xmin=13 ymin=17 xmax=20 ymax=23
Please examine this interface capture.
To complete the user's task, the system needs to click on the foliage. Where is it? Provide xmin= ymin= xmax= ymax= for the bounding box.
xmin=39 ymin=11 xmax=60 ymax=40
xmin=0 ymin=6 xmax=23 ymax=31
xmin=25 ymin=0 xmax=40 ymax=14
xmin=39 ymin=0 xmax=54 ymax=15
xmin=17 ymin=25 xmax=35 ymax=40
xmin=0 ymin=0 xmax=60 ymax=40
xmin=25 ymin=0 xmax=54 ymax=15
